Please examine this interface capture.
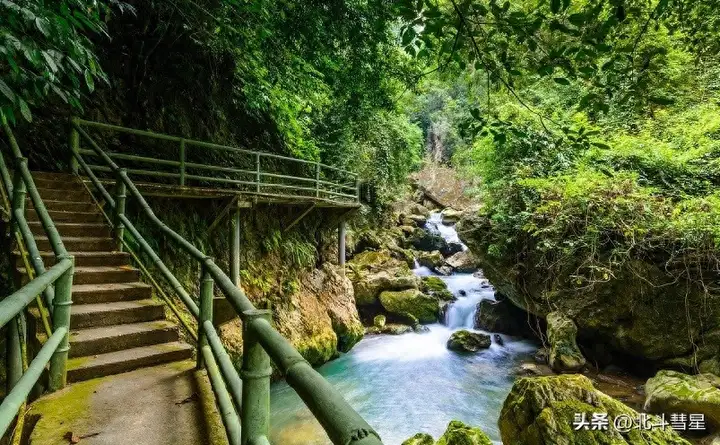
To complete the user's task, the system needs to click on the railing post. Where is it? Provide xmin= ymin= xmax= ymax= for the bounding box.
xmin=10 ymin=164 xmax=26 ymax=233
xmin=113 ymin=169 xmax=127 ymax=252
xmin=315 ymin=163 xmax=320 ymax=198
xmin=241 ymin=309 xmax=272 ymax=445
xmin=197 ymin=263 xmax=214 ymax=369
xmin=70 ymin=117 xmax=80 ymax=175
xmin=355 ymin=175 xmax=361 ymax=202
xmin=49 ymin=255 xmax=74 ymax=391
xmin=255 ymin=153 xmax=260 ymax=194
xmin=179 ymin=139 xmax=186 ymax=186
xmin=230 ymin=204 xmax=240 ymax=287
xmin=6 ymin=316 xmax=23 ymax=393
xmin=338 ymin=220 xmax=346 ymax=268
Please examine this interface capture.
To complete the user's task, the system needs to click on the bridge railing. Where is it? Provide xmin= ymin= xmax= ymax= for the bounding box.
xmin=71 ymin=118 xmax=360 ymax=204
xmin=0 ymin=121 xmax=74 ymax=439
xmin=71 ymin=120 xmax=382 ymax=445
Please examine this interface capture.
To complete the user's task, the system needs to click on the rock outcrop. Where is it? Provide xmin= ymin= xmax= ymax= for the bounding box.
xmin=474 ymin=298 xmax=535 ymax=337
xmin=416 ymin=250 xmax=446 ymax=270
xmin=446 ymin=330 xmax=491 ymax=352
xmin=546 ymin=312 xmax=586 ymax=372
xmin=457 ymin=210 xmax=720 ymax=365
xmin=499 ymin=374 xmax=692 ymax=445
xmin=402 ymin=421 xmax=492 ymax=445
xmin=645 ymin=370 xmax=720 ymax=431
xmin=444 ymin=250 xmax=479 ymax=273
xmin=379 ymin=289 xmax=439 ymax=324
xmin=347 ymin=250 xmax=418 ymax=306
xmin=440 ymin=208 xmax=463 ymax=225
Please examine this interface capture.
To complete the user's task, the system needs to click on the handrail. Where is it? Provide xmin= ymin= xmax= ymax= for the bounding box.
xmin=72 ymin=120 xmax=383 ymax=445
xmin=72 ymin=118 xmax=360 ymax=204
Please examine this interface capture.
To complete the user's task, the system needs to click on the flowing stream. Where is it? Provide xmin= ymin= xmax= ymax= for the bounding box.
xmin=269 ymin=213 xmax=537 ymax=444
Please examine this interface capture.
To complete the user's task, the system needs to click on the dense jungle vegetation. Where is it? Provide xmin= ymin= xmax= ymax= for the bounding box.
xmin=3 ymin=0 xmax=720 ymax=290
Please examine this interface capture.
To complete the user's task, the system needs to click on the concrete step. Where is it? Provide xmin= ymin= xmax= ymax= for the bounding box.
xmin=72 ymin=282 xmax=153 ymax=304
xmin=28 ymin=221 xmax=110 ymax=238
xmin=67 ymin=342 xmax=193 ymax=382
xmin=69 ymin=321 xmax=179 ymax=358
xmin=71 ymin=299 xmax=165 ymax=329
xmin=35 ymin=236 xmax=114 ymax=252
xmin=27 ymin=208 xmax=103 ymax=223
xmin=28 ymin=199 xmax=97 ymax=213
xmin=36 ymin=188 xmax=92 ymax=203
xmin=31 ymin=177 xmax=81 ymax=191
xmin=14 ymin=251 xmax=131 ymax=268
xmin=72 ymin=266 xmax=140 ymax=285
xmin=31 ymin=171 xmax=75 ymax=181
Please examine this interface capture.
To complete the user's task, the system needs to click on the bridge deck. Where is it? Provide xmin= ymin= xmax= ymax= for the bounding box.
xmin=26 ymin=361 xmax=227 ymax=445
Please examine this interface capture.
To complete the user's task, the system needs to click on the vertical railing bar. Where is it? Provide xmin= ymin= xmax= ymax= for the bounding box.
xmin=255 ymin=153 xmax=260 ymax=194
xmin=197 ymin=263 xmax=214 ymax=369
xmin=49 ymin=255 xmax=74 ymax=391
xmin=113 ymin=170 xmax=127 ymax=252
xmin=241 ymin=309 xmax=272 ymax=445
xmin=315 ymin=163 xmax=320 ymax=198
xmin=201 ymin=345 xmax=241 ymax=445
xmin=70 ymin=117 xmax=80 ymax=174
xmin=179 ymin=139 xmax=186 ymax=186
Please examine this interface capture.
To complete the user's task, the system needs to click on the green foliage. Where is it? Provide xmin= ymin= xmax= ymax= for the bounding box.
xmin=0 ymin=0 xmax=127 ymax=123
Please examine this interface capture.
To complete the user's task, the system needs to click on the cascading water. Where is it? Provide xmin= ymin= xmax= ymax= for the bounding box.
xmin=269 ymin=212 xmax=537 ymax=445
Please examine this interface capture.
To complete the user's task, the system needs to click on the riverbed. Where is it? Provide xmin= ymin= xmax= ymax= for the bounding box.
xmin=269 ymin=214 xmax=538 ymax=444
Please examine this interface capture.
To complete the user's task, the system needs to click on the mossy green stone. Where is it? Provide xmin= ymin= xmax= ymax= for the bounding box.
xmin=447 ymin=330 xmax=491 ymax=352
xmin=644 ymin=370 xmax=720 ymax=430
xmin=547 ymin=311 xmax=586 ymax=372
xmin=436 ymin=420 xmax=493 ymax=445
xmin=499 ymin=374 xmax=691 ymax=445
xmin=402 ymin=432 xmax=435 ymax=445
xmin=379 ymin=289 xmax=439 ymax=323
xmin=421 ymin=276 xmax=455 ymax=301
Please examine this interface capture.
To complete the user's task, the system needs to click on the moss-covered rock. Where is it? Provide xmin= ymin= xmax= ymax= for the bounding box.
xmin=446 ymin=330 xmax=491 ymax=352
xmin=367 ymin=323 xmax=413 ymax=335
xmin=417 ymin=250 xmax=446 ymax=269
xmin=373 ymin=314 xmax=386 ymax=328
xmin=402 ymin=433 xmax=435 ymax=445
xmin=457 ymin=211 xmax=720 ymax=365
xmin=437 ymin=420 xmax=492 ymax=445
xmin=348 ymin=250 xmax=418 ymax=306
xmin=499 ymin=374 xmax=692 ymax=445
xmin=407 ymin=229 xmax=449 ymax=253
xmin=379 ymin=289 xmax=439 ymax=323
xmin=421 ymin=276 xmax=456 ymax=301
xmin=547 ymin=311 xmax=586 ymax=372
xmin=645 ymin=370 xmax=720 ymax=430
xmin=441 ymin=208 xmax=464 ymax=225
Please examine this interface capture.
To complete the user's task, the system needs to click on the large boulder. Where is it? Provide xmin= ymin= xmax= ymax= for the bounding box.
xmin=379 ymin=289 xmax=439 ymax=324
xmin=417 ymin=250 xmax=446 ymax=270
xmin=645 ymin=370 xmax=720 ymax=431
xmin=366 ymin=323 xmax=413 ymax=335
xmin=445 ymin=250 xmax=479 ymax=273
xmin=402 ymin=421 xmax=492 ymax=445
xmin=347 ymin=250 xmax=418 ymax=306
xmin=446 ymin=330 xmax=491 ymax=352
xmin=499 ymin=374 xmax=692 ymax=445
xmin=420 ymin=276 xmax=455 ymax=301
xmin=408 ymin=230 xmax=449 ymax=253
xmin=441 ymin=208 xmax=464 ymax=225
xmin=474 ymin=298 xmax=535 ymax=337
xmin=457 ymin=211 xmax=720 ymax=365
xmin=547 ymin=312 xmax=586 ymax=372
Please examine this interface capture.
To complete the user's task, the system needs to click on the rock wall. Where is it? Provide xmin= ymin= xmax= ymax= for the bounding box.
xmin=457 ymin=211 xmax=720 ymax=371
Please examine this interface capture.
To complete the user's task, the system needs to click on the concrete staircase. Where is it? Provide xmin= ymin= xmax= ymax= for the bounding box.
xmin=19 ymin=171 xmax=192 ymax=383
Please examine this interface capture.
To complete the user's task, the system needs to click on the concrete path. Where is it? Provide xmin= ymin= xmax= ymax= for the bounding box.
xmin=26 ymin=361 xmax=227 ymax=445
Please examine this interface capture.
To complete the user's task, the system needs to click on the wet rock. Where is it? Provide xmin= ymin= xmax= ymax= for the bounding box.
xmin=459 ymin=290 xmax=467 ymax=296
xmin=347 ymin=250 xmax=418 ymax=306
xmin=414 ymin=324 xmax=431 ymax=334
xmin=402 ymin=433 xmax=434 ymax=445
xmin=441 ymin=242 xmax=464 ymax=257
xmin=379 ymin=289 xmax=439 ymax=324
xmin=373 ymin=314 xmax=386 ymax=328
xmin=408 ymin=230 xmax=449 ymax=253
xmin=645 ymin=370 xmax=720 ymax=431
xmin=367 ymin=323 xmax=413 ymax=335
xmin=437 ymin=420 xmax=492 ymax=445
xmin=499 ymin=374 xmax=692 ymax=445
xmin=407 ymin=213 xmax=429 ymax=227
xmin=447 ymin=330 xmax=492 ymax=352
xmin=420 ymin=276 xmax=456 ymax=301
xmin=416 ymin=250 xmax=445 ymax=270
xmin=435 ymin=265 xmax=454 ymax=276
xmin=445 ymin=250 xmax=479 ymax=273
xmin=409 ymin=203 xmax=431 ymax=217
xmin=493 ymin=333 xmax=504 ymax=346
xmin=474 ymin=299 xmax=534 ymax=337
xmin=441 ymin=208 xmax=464 ymax=225
xmin=534 ymin=347 xmax=549 ymax=364
xmin=547 ymin=311 xmax=586 ymax=373
xmin=515 ymin=362 xmax=554 ymax=377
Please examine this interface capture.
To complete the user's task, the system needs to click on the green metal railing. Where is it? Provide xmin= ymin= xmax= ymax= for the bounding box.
xmin=0 ymin=122 xmax=74 ymax=440
xmin=71 ymin=120 xmax=382 ymax=445
xmin=71 ymin=118 xmax=360 ymax=205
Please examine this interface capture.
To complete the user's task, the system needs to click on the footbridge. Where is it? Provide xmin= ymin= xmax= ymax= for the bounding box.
xmin=0 ymin=118 xmax=380 ymax=445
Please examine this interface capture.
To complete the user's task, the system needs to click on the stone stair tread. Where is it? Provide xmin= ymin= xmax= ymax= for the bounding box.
xmin=70 ymin=320 xmax=177 ymax=344
xmin=72 ymin=299 xmax=162 ymax=316
xmin=28 ymin=221 xmax=106 ymax=228
xmin=66 ymin=342 xmax=193 ymax=380
xmin=74 ymin=265 xmax=140 ymax=274
xmin=72 ymin=281 xmax=150 ymax=293
xmin=34 ymin=235 xmax=112 ymax=242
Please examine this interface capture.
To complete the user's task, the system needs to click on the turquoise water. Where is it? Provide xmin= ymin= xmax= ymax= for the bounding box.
xmin=269 ymin=215 xmax=537 ymax=444
xmin=269 ymin=280 xmax=537 ymax=445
